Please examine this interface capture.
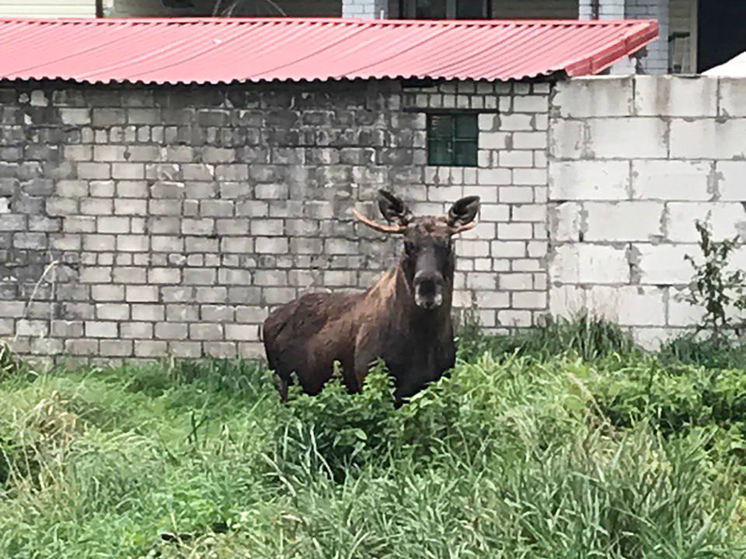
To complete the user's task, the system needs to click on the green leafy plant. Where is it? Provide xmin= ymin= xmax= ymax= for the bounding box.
xmin=271 ymin=361 xmax=397 ymax=481
xmin=684 ymin=219 xmax=746 ymax=338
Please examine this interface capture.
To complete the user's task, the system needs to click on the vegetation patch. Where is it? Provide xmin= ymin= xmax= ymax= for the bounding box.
xmin=0 ymin=322 xmax=745 ymax=557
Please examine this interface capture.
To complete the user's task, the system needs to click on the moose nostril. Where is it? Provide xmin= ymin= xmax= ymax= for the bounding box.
xmin=418 ymin=279 xmax=437 ymax=296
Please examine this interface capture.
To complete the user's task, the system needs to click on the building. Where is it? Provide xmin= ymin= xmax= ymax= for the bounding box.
xmin=0 ymin=17 xmax=669 ymax=363
xmin=1 ymin=1 xmax=739 ymax=75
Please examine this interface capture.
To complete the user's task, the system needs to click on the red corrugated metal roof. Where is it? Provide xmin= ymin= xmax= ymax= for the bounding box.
xmin=0 ymin=17 xmax=658 ymax=85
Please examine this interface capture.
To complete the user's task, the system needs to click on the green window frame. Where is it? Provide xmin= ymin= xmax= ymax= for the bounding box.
xmin=427 ymin=113 xmax=478 ymax=167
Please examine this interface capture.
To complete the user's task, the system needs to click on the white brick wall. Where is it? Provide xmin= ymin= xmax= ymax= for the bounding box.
xmin=549 ymin=75 xmax=746 ymax=348
xmin=342 ymin=0 xmax=387 ymax=18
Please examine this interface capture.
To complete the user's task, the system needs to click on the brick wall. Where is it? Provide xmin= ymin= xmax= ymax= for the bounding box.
xmin=548 ymin=76 xmax=746 ymax=348
xmin=0 ymin=80 xmax=550 ymax=366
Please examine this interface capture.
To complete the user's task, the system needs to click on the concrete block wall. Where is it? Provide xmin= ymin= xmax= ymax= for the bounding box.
xmin=548 ymin=76 xmax=746 ymax=348
xmin=0 ymin=80 xmax=550 ymax=366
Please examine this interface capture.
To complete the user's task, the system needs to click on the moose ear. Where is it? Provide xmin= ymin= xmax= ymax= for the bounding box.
xmin=378 ymin=190 xmax=412 ymax=226
xmin=447 ymin=196 xmax=480 ymax=229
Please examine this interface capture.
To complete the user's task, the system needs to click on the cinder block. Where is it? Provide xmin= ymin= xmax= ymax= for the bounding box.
xmin=585 ymin=285 xmax=666 ymax=326
xmin=549 ymin=160 xmax=629 ymax=201
xmin=498 ymin=114 xmax=533 ymax=131
xmin=16 ymin=319 xmax=48 ymax=337
xmin=155 ymin=322 xmax=189 ymax=340
xmin=134 ymin=341 xmax=168 ymax=357
xmin=716 ymin=161 xmax=746 ymax=201
xmin=190 ymin=323 xmax=224 ymax=341
xmin=552 ymin=77 xmax=633 ymax=117
xmin=585 ymin=118 xmax=668 ymax=159
xmin=550 ymin=244 xmax=629 ymax=284
xmin=670 ymin=119 xmax=746 ymax=159
xmin=182 ymin=218 xmax=214 ymax=236
xmin=117 ymin=235 xmax=149 ymax=252
xmin=512 ymin=291 xmax=547 ymax=309
xmin=549 ymin=202 xmax=582 ymax=242
xmin=720 ymin=79 xmax=746 ymax=117
xmin=499 ymin=273 xmax=533 ymax=291
xmin=634 ymin=76 xmax=718 ymax=117
xmin=512 ymin=95 xmax=548 ymax=114
xmin=170 ymin=341 xmax=202 ymax=358
xmin=497 ymin=223 xmax=533 ymax=240
xmin=218 ymin=269 xmax=251 ymax=285
xmin=166 ymin=304 xmax=199 ymax=322
xmin=497 ymin=310 xmax=532 ymax=327
xmin=666 ymin=202 xmax=745 ymax=242
xmin=251 ymin=219 xmax=284 ymax=236
xmin=549 ymin=119 xmax=584 ymax=159
xmin=120 ymin=322 xmax=153 ymax=339
xmin=85 ymin=321 xmax=118 ymax=338
xmin=264 ymin=287 xmax=297 ymax=305
xmin=125 ymin=286 xmax=159 ymax=303
xmin=91 ymin=285 xmax=125 ymax=302
xmin=148 ymin=268 xmax=181 ymax=284
xmin=636 ymin=244 xmax=694 ymax=285
xmin=584 ymin=201 xmax=664 ymax=242
xmin=668 ymin=290 xmax=706 ymax=327
xmin=65 ymin=339 xmax=99 ymax=356
xmin=204 ymin=342 xmax=237 ymax=359
xmin=100 ymin=340 xmax=133 ymax=357
xmin=256 ymin=237 xmax=289 ymax=254
xmin=59 ymin=108 xmax=91 ymax=125
xmin=632 ymin=160 xmax=712 ymax=201
xmin=226 ymin=324 xmax=260 ymax=341
xmin=499 ymin=151 xmax=534 ymax=168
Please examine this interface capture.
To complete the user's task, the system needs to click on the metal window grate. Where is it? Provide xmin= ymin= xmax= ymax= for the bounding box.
xmin=427 ymin=113 xmax=478 ymax=167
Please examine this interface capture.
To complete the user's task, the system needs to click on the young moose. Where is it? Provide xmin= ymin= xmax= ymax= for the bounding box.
xmin=263 ymin=190 xmax=480 ymax=402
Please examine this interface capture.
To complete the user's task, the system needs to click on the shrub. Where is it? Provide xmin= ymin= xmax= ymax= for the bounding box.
xmin=684 ymin=219 xmax=746 ymax=339
xmin=270 ymin=361 xmax=397 ymax=481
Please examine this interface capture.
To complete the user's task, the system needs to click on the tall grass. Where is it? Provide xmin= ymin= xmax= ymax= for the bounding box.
xmin=0 ymin=320 xmax=745 ymax=557
xmin=457 ymin=312 xmax=638 ymax=362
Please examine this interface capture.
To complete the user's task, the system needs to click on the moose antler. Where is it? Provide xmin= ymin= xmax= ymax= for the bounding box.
xmin=449 ymin=221 xmax=479 ymax=235
xmin=352 ymin=209 xmax=407 ymax=234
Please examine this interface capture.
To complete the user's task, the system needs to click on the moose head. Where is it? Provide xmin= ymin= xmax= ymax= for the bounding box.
xmin=354 ymin=190 xmax=480 ymax=311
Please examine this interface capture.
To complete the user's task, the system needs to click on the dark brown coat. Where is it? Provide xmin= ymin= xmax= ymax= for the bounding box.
xmin=262 ymin=191 xmax=480 ymax=402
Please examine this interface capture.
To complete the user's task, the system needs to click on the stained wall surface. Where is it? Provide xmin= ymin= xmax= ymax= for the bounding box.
xmin=0 ymin=80 xmax=550 ymax=365
xmin=548 ymin=76 xmax=746 ymax=347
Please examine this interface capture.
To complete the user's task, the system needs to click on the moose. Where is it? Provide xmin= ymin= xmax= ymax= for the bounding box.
xmin=262 ymin=190 xmax=480 ymax=403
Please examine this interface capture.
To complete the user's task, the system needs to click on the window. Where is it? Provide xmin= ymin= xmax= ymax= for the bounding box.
xmin=427 ymin=113 xmax=478 ymax=167
xmin=401 ymin=0 xmax=491 ymax=19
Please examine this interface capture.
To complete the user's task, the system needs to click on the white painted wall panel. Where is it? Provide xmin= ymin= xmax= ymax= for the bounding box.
xmin=0 ymin=0 xmax=96 ymax=17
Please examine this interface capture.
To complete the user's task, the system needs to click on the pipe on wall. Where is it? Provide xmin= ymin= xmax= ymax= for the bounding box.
xmin=591 ymin=0 xmax=600 ymax=19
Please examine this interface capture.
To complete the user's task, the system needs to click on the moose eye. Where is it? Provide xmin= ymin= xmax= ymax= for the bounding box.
xmin=404 ymin=241 xmax=417 ymax=255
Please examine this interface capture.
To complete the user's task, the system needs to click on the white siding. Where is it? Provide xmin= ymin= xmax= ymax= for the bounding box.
xmin=669 ymin=0 xmax=696 ymax=73
xmin=0 ymin=0 xmax=96 ymax=17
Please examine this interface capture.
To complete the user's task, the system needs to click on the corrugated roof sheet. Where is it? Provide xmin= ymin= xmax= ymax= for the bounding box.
xmin=0 ymin=17 xmax=659 ymax=85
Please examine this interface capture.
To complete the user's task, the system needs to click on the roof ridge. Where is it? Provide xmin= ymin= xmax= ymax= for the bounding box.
xmin=0 ymin=17 xmax=651 ymax=28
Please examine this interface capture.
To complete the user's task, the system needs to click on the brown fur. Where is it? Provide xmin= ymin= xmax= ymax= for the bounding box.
xmin=263 ymin=193 xmax=479 ymax=403
xmin=263 ymin=221 xmax=456 ymax=402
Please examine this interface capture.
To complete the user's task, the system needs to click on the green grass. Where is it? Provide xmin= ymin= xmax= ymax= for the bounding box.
xmin=1 ymin=323 xmax=746 ymax=558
